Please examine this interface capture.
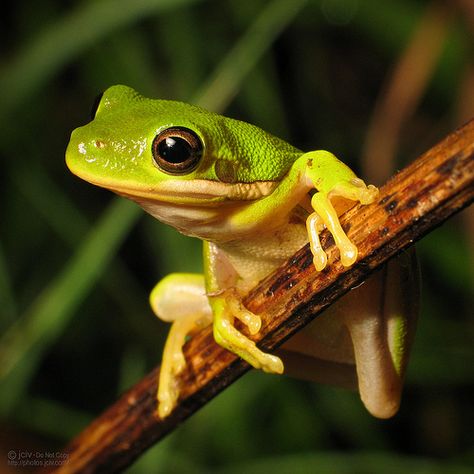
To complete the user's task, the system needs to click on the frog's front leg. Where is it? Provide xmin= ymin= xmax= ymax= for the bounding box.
xmin=301 ymin=151 xmax=379 ymax=270
xmin=229 ymin=150 xmax=378 ymax=272
xmin=149 ymin=273 xmax=212 ymax=418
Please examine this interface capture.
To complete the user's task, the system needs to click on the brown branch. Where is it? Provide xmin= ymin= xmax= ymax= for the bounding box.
xmin=48 ymin=120 xmax=474 ymax=474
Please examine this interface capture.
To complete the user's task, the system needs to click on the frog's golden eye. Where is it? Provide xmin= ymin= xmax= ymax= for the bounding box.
xmin=152 ymin=127 xmax=203 ymax=174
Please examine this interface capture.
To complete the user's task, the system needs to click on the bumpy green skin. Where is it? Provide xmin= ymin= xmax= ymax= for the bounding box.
xmin=69 ymin=85 xmax=301 ymax=187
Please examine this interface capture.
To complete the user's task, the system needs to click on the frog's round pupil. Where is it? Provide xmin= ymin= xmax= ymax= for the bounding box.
xmin=158 ymin=136 xmax=192 ymax=164
xmin=152 ymin=127 xmax=203 ymax=174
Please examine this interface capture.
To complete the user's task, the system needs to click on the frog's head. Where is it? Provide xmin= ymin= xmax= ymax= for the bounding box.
xmin=66 ymin=85 xmax=300 ymax=237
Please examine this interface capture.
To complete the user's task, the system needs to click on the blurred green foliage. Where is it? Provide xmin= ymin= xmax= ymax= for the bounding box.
xmin=0 ymin=0 xmax=472 ymax=472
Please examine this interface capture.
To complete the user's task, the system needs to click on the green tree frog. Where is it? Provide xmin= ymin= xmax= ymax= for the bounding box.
xmin=66 ymin=85 xmax=418 ymax=420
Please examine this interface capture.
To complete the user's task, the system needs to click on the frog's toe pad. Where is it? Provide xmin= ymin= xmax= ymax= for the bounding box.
xmin=339 ymin=241 xmax=358 ymax=267
xmin=357 ymin=182 xmax=379 ymax=204
xmin=312 ymin=248 xmax=328 ymax=272
xmin=157 ymin=374 xmax=180 ymax=419
xmin=157 ymin=394 xmax=174 ymax=419
xmin=259 ymin=353 xmax=284 ymax=374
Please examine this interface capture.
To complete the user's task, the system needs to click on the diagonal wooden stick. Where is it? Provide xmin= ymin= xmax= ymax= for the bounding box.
xmin=48 ymin=120 xmax=474 ymax=474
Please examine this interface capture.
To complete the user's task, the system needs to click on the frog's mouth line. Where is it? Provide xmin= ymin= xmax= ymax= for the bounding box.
xmin=82 ymin=176 xmax=279 ymax=205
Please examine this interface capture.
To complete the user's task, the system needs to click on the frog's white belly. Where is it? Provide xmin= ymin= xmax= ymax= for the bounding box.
xmin=218 ymin=221 xmax=309 ymax=291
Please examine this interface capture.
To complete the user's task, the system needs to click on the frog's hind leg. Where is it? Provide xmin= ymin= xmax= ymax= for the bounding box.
xmin=343 ymin=251 xmax=419 ymax=418
xmin=278 ymin=250 xmax=418 ymax=419
xmin=149 ymin=273 xmax=212 ymax=418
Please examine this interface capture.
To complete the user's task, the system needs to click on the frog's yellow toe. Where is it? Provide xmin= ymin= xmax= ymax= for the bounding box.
xmin=359 ymin=183 xmax=379 ymax=204
xmin=157 ymin=360 xmax=182 ymax=419
xmin=260 ymin=353 xmax=284 ymax=374
xmin=157 ymin=391 xmax=175 ymax=419
xmin=212 ymin=299 xmax=284 ymax=374
xmin=339 ymin=241 xmax=358 ymax=267
xmin=312 ymin=249 xmax=328 ymax=272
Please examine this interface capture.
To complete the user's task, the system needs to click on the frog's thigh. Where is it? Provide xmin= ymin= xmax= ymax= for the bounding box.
xmin=278 ymin=306 xmax=358 ymax=390
xmin=280 ymin=251 xmax=418 ymax=419
xmin=150 ymin=273 xmax=212 ymax=324
xmin=343 ymin=251 xmax=419 ymax=419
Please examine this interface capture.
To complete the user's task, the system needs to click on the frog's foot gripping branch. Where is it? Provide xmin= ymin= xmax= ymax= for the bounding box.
xmin=302 ymin=152 xmax=379 ymax=270
xmin=210 ymin=290 xmax=284 ymax=374
xmin=150 ymin=275 xmax=282 ymax=418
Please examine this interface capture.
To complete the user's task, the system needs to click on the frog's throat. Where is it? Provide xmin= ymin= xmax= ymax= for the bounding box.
xmin=103 ymin=178 xmax=279 ymax=205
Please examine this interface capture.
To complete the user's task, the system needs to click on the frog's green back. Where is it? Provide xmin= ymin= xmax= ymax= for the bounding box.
xmin=68 ymin=85 xmax=301 ymax=187
xmin=203 ymin=107 xmax=301 ymax=183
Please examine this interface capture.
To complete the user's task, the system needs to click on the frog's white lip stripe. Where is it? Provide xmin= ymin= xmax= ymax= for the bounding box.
xmin=106 ymin=178 xmax=279 ymax=202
